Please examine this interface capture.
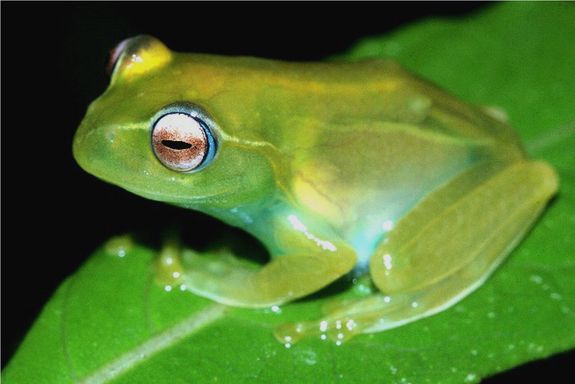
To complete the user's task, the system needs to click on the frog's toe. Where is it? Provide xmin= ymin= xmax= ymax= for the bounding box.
xmin=274 ymin=317 xmax=363 ymax=346
xmin=154 ymin=233 xmax=185 ymax=287
xmin=274 ymin=294 xmax=409 ymax=346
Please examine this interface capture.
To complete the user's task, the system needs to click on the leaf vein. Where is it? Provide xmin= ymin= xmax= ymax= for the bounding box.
xmin=79 ymin=304 xmax=227 ymax=384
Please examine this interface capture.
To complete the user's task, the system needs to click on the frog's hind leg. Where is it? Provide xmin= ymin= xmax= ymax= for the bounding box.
xmin=370 ymin=160 xmax=557 ymax=306
xmin=276 ymin=161 xmax=557 ymax=344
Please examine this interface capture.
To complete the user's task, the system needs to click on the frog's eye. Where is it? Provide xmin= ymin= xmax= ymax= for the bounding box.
xmin=151 ymin=108 xmax=217 ymax=172
xmin=106 ymin=38 xmax=130 ymax=75
xmin=107 ymin=35 xmax=172 ymax=82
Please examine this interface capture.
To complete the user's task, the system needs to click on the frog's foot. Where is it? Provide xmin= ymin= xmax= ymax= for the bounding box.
xmin=274 ymin=270 xmax=481 ymax=346
xmin=278 ymin=245 xmax=503 ymax=347
xmin=177 ymin=246 xmax=356 ymax=308
xmin=273 ymin=254 xmax=503 ymax=346
xmin=274 ymin=230 xmax=536 ymax=346
xmin=274 ymin=294 xmax=411 ymax=346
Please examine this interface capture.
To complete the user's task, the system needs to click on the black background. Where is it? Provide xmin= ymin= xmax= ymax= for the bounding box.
xmin=2 ymin=2 xmax=572 ymax=380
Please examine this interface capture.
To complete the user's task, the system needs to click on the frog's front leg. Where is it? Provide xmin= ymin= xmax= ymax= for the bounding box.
xmin=157 ymin=217 xmax=357 ymax=308
xmin=276 ymin=160 xmax=557 ymax=344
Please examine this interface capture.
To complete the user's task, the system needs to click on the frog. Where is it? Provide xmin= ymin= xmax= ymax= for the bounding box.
xmin=73 ymin=35 xmax=558 ymax=345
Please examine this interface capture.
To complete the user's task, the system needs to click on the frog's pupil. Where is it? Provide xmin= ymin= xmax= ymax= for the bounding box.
xmin=162 ymin=140 xmax=192 ymax=150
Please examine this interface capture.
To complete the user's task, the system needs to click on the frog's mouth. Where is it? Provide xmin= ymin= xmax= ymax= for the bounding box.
xmin=119 ymin=183 xmax=233 ymax=207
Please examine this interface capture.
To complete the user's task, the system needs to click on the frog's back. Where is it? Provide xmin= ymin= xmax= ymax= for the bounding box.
xmin=242 ymin=58 xmax=529 ymax=262
xmin=179 ymin=54 xmax=524 ymax=152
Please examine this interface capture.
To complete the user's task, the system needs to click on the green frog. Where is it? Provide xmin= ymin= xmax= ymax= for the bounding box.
xmin=73 ymin=36 xmax=558 ymax=345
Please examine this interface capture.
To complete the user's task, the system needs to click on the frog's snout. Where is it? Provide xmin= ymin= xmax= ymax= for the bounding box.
xmin=72 ymin=120 xmax=90 ymax=171
xmin=72 ymin=117 xmax=113 ymax=180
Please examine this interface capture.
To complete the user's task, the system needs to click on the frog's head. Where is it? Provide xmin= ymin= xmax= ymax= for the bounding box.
xmin=73 ymin=36 xmax=279 ymax=215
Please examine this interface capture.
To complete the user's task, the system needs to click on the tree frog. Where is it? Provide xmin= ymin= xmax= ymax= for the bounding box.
xmin=73 ymin=36 xmax=558 ymax=345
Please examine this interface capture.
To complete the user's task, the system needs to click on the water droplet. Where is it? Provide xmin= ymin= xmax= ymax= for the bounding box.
xmin=550 ymin=292 xmax=562 ymax=300
xmin=470 ymin=349 xmax=478 ymax=356
xmin=530 ymin=274 xmax=543 ymax=284
xmin=354 ymin=281 xmax=373 ymax=295
xmin=383 ymin=254 xmax=393 ymax=270
xmin=464 ymin=373 xmax=478 ymax=383
xmin=487 ymin=311 xmax=496 ymax=319
xmin=300 ymin=349 xmax=317 ymax=365
xmin=527 ymin=343 xmax=544 ymax=354
xmin=345 ymin=319 xmax=356 ymax=331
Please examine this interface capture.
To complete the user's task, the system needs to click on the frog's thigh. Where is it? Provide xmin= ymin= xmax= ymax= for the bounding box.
xmin=179 ymin=246 xmax=356 ymax=308
xmin=363 ymin=160 xmax=557 ymax=331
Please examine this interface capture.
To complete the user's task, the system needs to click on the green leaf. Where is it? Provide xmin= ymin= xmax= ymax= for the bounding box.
xmin=4 ymin=3 xmax=574 ymax=383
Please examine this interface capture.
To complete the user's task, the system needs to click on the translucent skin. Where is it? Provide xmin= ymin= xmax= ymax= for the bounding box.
xmin=74 ymin=36 xmax=558 ymax=343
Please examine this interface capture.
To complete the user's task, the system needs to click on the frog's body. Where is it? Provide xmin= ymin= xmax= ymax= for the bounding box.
xmin=74 ymin=36 xmax=557 ymax=344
